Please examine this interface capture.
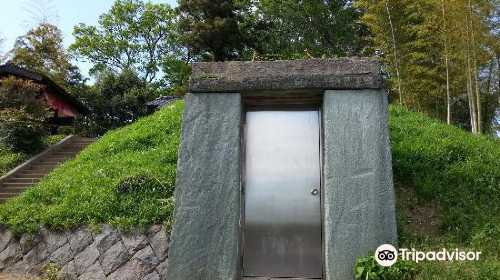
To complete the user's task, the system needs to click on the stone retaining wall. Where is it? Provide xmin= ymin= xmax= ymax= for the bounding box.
xmin=0 ymin=225 xmax=169 ymax=280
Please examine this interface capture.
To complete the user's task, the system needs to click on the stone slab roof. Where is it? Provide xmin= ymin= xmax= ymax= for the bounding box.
xmin=189 ymin=58 xmax=382 ymax=93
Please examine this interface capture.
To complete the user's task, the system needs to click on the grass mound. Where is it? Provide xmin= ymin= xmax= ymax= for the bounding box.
xmin=390 ymin=105 xmax=500 ymax=279
xmin=390 ymin=106 xmax=500 ymax=242
xmin=1 ymin=101 xmax=499 ymax=279
xmin=0 ymin=101 xmax=183 ymax=235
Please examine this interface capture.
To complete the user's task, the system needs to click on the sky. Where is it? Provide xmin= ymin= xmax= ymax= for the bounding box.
xmin=0 ymin=0 xmax=177 ymax=80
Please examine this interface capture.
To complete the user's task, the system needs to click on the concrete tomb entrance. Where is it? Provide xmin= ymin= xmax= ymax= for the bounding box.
xmin=166 ymin=59 xmax=397 ymax=280
xmin=243 ymin=109 xmax=322 ymax=278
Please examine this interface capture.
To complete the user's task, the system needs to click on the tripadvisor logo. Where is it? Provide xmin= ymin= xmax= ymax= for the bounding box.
xmin=375 ymin=244 xmax=482 ymax=266
xmin=375 ymin=244 xmax=398 ymax=266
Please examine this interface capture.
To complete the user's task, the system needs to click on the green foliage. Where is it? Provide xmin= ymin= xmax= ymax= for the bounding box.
xmin=0 ymin=101 xmax=183 ymax=235
xmin=44 ymin=134 xmax=66 ymax=146
xmin=115 ymin=172 xmax=166 ymax=196
xmin=161 ymin=55 xmax=192 ymax=95
xmin=10 ymin=22 xmax=79 ymax=87
xmin=0 ymin=147 xmax=29 ymax=176
xmin=355 ymin=0 xmax=499 ymax=134
xmin=390 ymin=105 xmax=500 ymax=243
xmin=71 ymin=0 xmax=178 ymax=83
xmin=253 ymin=0 xmax=366 ymax=58
xmin=0 ymin=108 xmax=46 ymax=153
xmin=0 ymin=76 xmax=45 ymax=115
xmin=176 ymin=0 xmax=249 ymax=61
xmin=76 ymin=70 xmax=154 ymax=136
xmin=0 ymin=135 xmax=65 ymax=176
xmin=44 ymin=262 xmax=60 ymax=280
xmin=57 ymin=125 xmax=73 ymax=135
xmin=413 ymin=257 xmax=500 ymax=280
xmin=0 ymin=77 xmax=47 ymax=153
xmin=355 ymin=252 xmax=416 ymax=280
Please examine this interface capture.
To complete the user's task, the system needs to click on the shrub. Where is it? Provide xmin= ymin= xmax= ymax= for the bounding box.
xmin=57 ymin=125 xmax=73 ymax=135
xmin=115 ymin=172 xmax=165 ymax=196
xmin=0 ymin=76 xmax=48 ymax=153
xmin=355 ymin=252 xmax=416 ymax=280
xmin=75 ymin=70 xmax=154 ymax=137
xmin=0 ymin=76 xmax=45 ymax=116
xmin=0 ymin=108 xmax=46 ymax=153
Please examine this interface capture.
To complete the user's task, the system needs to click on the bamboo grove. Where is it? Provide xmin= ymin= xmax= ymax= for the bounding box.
xmin=355 ymin=0 xmax=499 ymax=134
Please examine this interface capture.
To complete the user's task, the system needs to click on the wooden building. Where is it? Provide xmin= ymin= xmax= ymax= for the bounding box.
xmin=0 ymin=63 xmax=90 ymax=133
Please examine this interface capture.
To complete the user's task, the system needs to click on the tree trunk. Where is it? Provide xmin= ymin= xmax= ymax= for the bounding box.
xmin=442 ymin=0 xmax=452 ymax=124
xmin=497 ymin=54 xmax=500 ymax=96
xmin=465 ymin=7 xmax=478 ymax=134
xmin=469 ymin=0 xmax=482 ymax=133
xmin=385 ymin=0 xmax=403 ymax=106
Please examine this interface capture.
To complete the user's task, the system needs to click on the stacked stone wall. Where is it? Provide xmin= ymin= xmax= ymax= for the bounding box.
xmin=0 ymin=225 xmax=169 ymax=280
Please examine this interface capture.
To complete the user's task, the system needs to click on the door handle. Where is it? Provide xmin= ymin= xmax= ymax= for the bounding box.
xmin=310 ymin=188 xmax=320 ymax=196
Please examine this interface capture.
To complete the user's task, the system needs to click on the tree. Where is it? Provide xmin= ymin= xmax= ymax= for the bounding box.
xmin=76 ymin=70 xmax=153 ymax=136
xmin=71 ymin=0 xmax=178 ymax=84
xmin=0 ymin=77 xmax=47 ymax=152
xmin=384 ymin=0 xmax=403 ymax=105
xmin=253 ymin=0 xmax=366 ymax=58
xmin=161 ymin=54 xmax=192 ymax=95
xmin=0 ymin=35 xmax=6 ymax=63
xmin=176 ymin=0 xmax=249 ymax=61
xmin=440 ymin=0 xmax=451 ymax=124
xmin=10 ymin=23 xmax=78 ymax=87
xmin=356 ymin=0 xmax=498 ymax=134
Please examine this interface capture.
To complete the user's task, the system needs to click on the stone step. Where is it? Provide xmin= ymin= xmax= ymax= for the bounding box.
xmin=30 ymin=163 xmax=61 ymax=169
xmin=44 ymin=153 xmax=75 ymax=158
xmin=53 ymin=151 xmax=79 ymax=155
xmin=0 ymin=137 xmax=96 ymax=203
xmin=39 ymin=156 xmax=74 ymax=164
xmin=4 ymin=177 xmax=40 ymax=184
xmin=17 ymin=173 xmax=47 ymax=179
xmin=0 ymin=186 xmax=30 ymax=193
xmin=37 ymin=160 xmax=67 ymax=165
xmin=2 ymin=182 xmax=33 ymax=188
xmin=56 ymin=148 xmax=85 ymax=153
xmin=23 ymin=170 xmax=53 ymax=176
xmin=31 ymin=163 xmax=63 ymax=169
xmin=42 ymin=156 xmax=73 ymax=161
xmin=0 ymin=193 xmax=19 ymax=199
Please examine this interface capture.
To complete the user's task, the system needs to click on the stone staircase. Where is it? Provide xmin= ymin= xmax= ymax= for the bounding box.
xmin=0 ymin=136 xmax=94 ymax=203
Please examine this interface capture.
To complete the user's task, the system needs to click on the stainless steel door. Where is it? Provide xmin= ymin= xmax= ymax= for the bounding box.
xmin=243 ymin=110 xmax=322 ymax=278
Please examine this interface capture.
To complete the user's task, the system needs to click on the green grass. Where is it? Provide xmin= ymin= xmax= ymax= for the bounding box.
xmin=0 ymin=134 xmax=66 ymax=176
xmin=390 ymin=105 xmax=500 ymax=242
xmin=1 ymin=102 xmax=499 ymax=279
xmin=0 ymin=101 xmax=183 ymax=235
xmin=388 ymin=105 xmax=500 ymax=279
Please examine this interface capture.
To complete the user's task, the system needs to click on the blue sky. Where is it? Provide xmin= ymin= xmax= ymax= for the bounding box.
xmin=0 ymin=0 xmax=177 ymax=80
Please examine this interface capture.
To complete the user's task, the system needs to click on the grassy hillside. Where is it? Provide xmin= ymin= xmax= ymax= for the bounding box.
xmin=390 ymin=106 xmax=500 ymax=242
xmin=0 ymin=102 xmax=498 ymax=278
xmin=0 ymin=101 xmax=183 ymax=235
xmin=389 ymin=106 xmax=500 ymax=279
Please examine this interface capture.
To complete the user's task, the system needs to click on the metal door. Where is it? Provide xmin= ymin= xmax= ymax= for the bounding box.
xmin=243 ymin=110 xmax=322 ymax=278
